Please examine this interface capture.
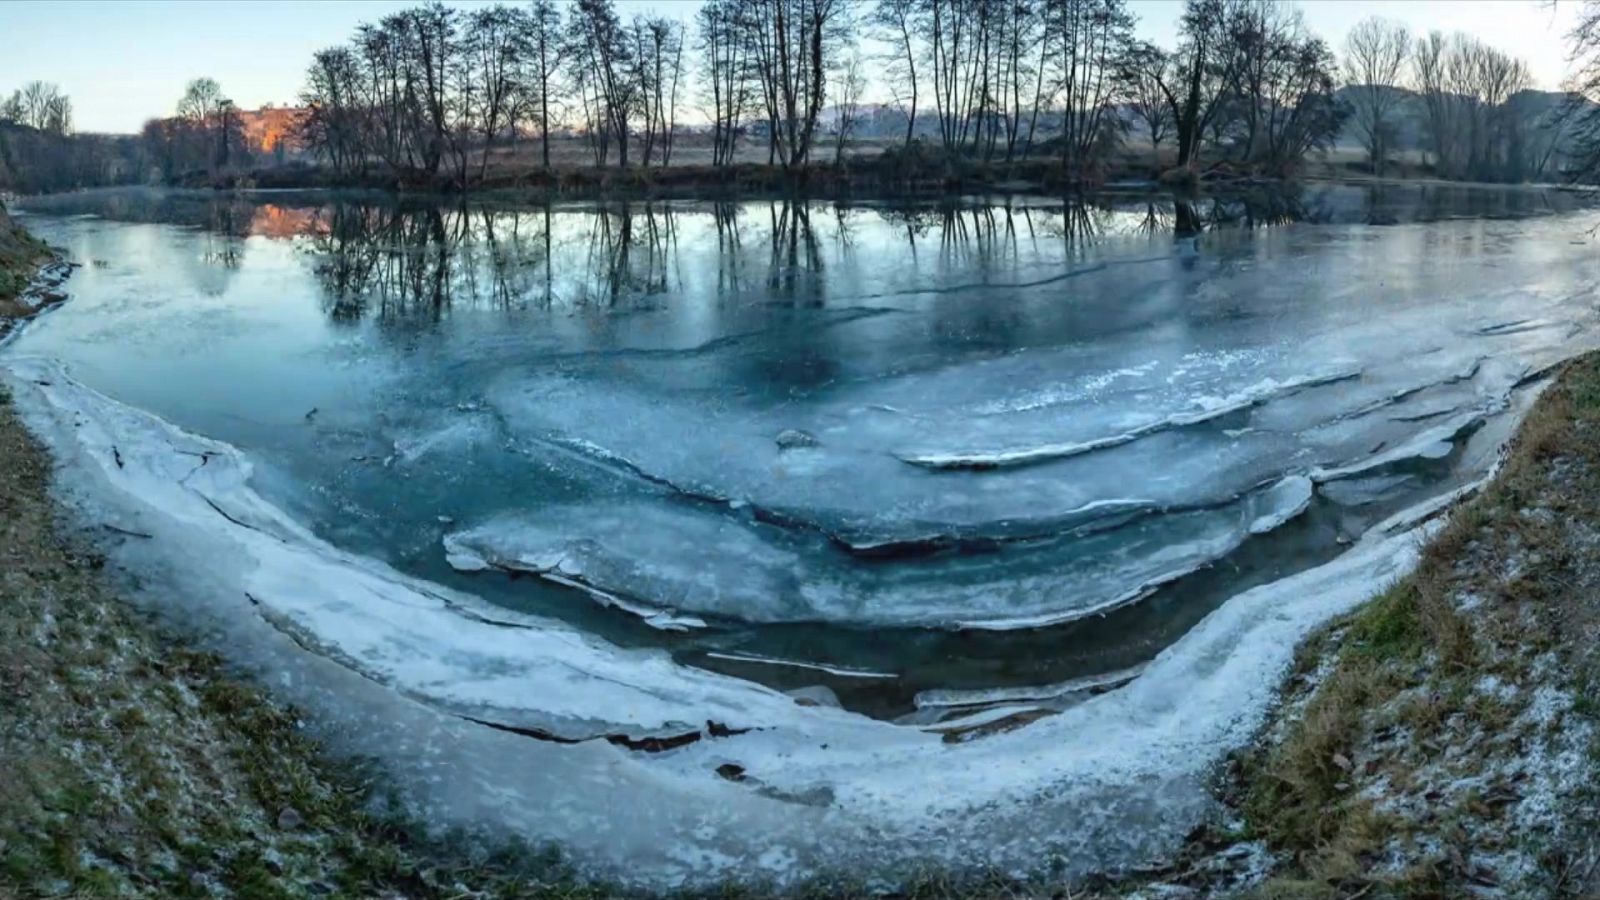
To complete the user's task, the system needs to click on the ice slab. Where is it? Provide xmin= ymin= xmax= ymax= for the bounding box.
xmin=442 ymin=474 xmax=1315 ymax=630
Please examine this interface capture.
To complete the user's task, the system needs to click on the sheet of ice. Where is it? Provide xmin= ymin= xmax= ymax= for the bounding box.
xmin=479 ymin=274 xmax=1600 ymax=562
xmin=0 ymin=356 xmax=1441 ymax=889
xmin=895 ymin=367 xmax=1362 ymax=469
xmin=914 ymin=664 xmax=1147 ymax=711
xmin=441 ymin=474 xmax=1314 ymax=630
xmin=13 ymin=197 xmax=1600 ymax=653
xmin=1 ymin=357 xmax=815 ymax=741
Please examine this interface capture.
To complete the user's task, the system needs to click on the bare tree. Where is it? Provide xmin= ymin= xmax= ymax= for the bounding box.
xmin=871 ymin=0 xmax=922 ymax=146
xmin=698 ymin=0 xmax=751 ymax=166
xmin=1151 ymin=0 xmax=1232 ymax=169
xmin=632 ymin=16 xmax=684 ymax=167
xmin=746 ymin=0 xmax=851 ymax=170
xmin=514 ymin=0 xmax=563 ymax=171
xmin=1343 ymin=17 xmax=1410 ymax=176
xmin=2 ymin=82 xmax=73 ymax=135
xmin=464 ymin=5 xmax=527 ymax=182
xmin=301 ymin=48 xmax=364 ymax=176
xmin=1046 ymin=0 xmax=1138 ymax=176
xmin=567 ymin=0 xmax=637 ymax=168
xmin=832 ymin=52 xmax=867 ymax=163
xmin=177 ymin=78 xmax=231 ymax=171
xmin=1561 ymin=1 xmax=1600 ymax=181
xmin=1415 ymin=31 xmax=1532 ymax=179
xmin=1124 ymin=43 xmax=1174 ymax=169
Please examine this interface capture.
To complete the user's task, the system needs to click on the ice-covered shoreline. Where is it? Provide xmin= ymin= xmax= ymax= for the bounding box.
xmin=0 ymin=353 xmax=1445 ymax=888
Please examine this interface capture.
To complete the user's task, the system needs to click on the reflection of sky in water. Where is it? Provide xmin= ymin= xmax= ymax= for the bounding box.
xmin=9 ymin=185 xmax=1600 ymax=718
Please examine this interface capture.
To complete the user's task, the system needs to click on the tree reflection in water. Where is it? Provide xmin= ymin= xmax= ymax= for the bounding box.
xmin=38 ymin=184 xmax=1543 ymax=330
xmin=288 ymin=192 xmax=1338 ymax=325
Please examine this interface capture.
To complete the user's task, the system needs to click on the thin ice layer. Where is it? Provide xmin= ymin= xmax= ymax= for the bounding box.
xmin=442 ymin=475 xmax=1314 ymax=630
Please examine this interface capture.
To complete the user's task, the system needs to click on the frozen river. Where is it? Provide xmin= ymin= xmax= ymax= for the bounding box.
xmin=5 ymin=184 xmax=1598 ymax=885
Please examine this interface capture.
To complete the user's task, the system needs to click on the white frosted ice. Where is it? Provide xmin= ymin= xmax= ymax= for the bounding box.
xmin=894 ymin=366 xmax=1361 ymax=469
xmin=0 ymin=356 xmax=1439 ymax=888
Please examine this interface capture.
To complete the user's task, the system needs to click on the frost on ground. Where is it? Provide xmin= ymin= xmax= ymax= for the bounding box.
xmin=1181 ymin=355 xmax=1600 ymax=900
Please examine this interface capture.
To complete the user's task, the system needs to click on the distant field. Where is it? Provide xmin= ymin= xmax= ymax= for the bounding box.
xmin=475 ymin=134 xmax=900 ymax=174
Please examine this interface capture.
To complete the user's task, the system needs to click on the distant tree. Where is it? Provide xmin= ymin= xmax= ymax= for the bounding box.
xmin=177 ymin=78 xmax=234 ymax=171
xmin=832 ymin=51 xmax=866 ymax=163
xmin=632 ymin=15 xmax=685 ymax=167
xmin=3 ymin=82 xmax=74 ymax=135
xmin=519 ymin=0 xmax=564 ymax=171
xmin=464 ymin=5 xmax=527 ymax=182
xmin=566 ymin=0 xmax=637 ymax=168
xmin=745 ymin=0 xmax=851 ymax=169
xmin=1124 ymin=43 xmax=1175 ymax=169
xmin=1343 ymin=17 xmax=1410 ymax=176
xmin=1561 ymin=2 xmax=1600 ymax=181
xmin=1222 ymin=2 xmax=1342 ymax=169
xmin=177 ymin=78 xmax=226 ymax=127
xmin=300 ymin=47 xmax=365 ymax=176
xmin=1414 ymin=31 xmax=1531 ymax=179
xmin=1150 ymin=0 xmax=1232 ymax=169
xmin=1045 ymin=0 xmax=1138 ymax=176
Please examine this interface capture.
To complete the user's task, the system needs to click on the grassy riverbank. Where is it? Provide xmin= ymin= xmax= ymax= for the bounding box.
xmin=1229 ymin=359 xmax=1600 ymax=898
xmin=0 ymin=392 xmax=607 ymax=900
xmin=3 ymin=199 xmax=1600 ymax=897
xmin=0 ymin=204 xmax=51 ymax=309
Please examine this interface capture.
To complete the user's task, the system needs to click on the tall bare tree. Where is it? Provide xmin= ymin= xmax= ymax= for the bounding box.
xmin=871 ymin=0 xmax=922 ymax=146
xmin=1415 ymin=31 xmax=1532 ymax=179
xmin=1046 ymin=0 xmax=1137 ymax=176
xmin=503 ymin=0 xmax=563 ymax=171
xmin=1150 ymin=0 xmax=1232 ymax=169
xmin=1343 ymin=17 xmax=1410 ymax=176
xmin=1124 ymin=43 xmax=1174 ymax=168
xmin=1 ymin=82 xmax=73 ymax=135
xmin=567 ymin=0 xmax=637 ymax=168
xmin=698 ymin=0 xmax=751 ymax=166
xmin=832 ymin=51 xmax=867 ymax=162
xmin=464 ymin=5 xmax=527 ymax=182
xmin=747 ymin=0 xmax=850 ymax=169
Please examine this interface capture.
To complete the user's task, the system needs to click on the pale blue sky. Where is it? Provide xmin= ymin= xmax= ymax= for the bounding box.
xmin=0 ymin=0 xmax=1584 ymax=134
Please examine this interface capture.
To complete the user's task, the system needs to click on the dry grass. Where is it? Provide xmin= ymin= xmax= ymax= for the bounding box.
xmin=1233 ymin=355 xmax=1600 ymax=898
xmin=0 ymin=205 xmax=50 ymax=303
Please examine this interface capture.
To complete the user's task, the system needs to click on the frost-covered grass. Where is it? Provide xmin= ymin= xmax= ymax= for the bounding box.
xmin=1232 ymin=355 xmax=1600 ymax=898
xmin=0 ymin=202 xmax=50 ymax=306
